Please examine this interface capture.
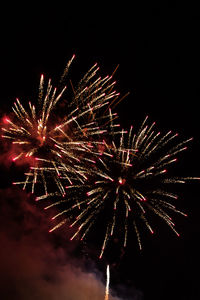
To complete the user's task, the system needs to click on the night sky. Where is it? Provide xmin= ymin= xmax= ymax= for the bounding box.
xmin=1 ymin=3 xmax=200 ymax=300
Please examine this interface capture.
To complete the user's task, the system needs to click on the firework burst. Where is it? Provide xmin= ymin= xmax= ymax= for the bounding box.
xmin=1 ymin=56 xmax=120 ymax=195
xmin=44 ymin=116 xmax=199 ymax=258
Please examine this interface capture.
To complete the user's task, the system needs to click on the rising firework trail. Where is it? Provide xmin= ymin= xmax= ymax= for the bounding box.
xmin=1 ymin=56 xmax=120 ymax=196
xmin=44 ymin=116 xmax=199 ymax=258
xmin=104 ymin=265 xmax=110 ymax=300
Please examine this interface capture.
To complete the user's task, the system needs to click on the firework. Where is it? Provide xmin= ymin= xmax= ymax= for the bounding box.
xmin=2 ymin=56 xmax=198 ymax=260
xmin=44 ymin=116 xmax=199 ymax=258
xmin=1 ymin=56 xmax=120 ymax=196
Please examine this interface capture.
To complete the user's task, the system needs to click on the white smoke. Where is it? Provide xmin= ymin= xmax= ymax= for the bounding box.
xmin=0 ymin=187 xmax=122 ymax=300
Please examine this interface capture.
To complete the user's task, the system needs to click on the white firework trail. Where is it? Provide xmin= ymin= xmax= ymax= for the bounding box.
xmin=104 ymin=265 xmax=110 ymax=300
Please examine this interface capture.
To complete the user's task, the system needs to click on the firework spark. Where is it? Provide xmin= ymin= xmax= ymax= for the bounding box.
xmin=45 ymin=116 xmax=199 ymax=258
xmin=2 ymin=56 xmax=120 ymax=196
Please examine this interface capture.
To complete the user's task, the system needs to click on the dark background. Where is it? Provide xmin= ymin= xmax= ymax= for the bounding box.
xmin=1 ymin=2 xmax=200 ymax=299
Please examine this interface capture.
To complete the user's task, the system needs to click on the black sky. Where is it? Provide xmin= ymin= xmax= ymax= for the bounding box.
xmin=1 ymin=3 xmax=200 ymax=300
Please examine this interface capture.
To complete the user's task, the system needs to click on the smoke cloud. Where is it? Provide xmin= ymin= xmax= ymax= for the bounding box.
xmin=0 ymin=187 xmax=123 ymax=300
